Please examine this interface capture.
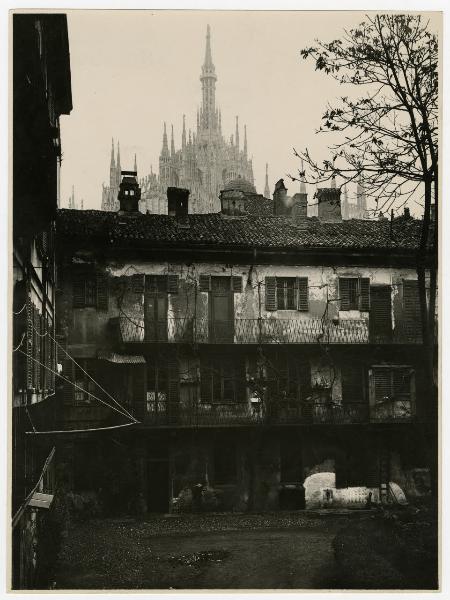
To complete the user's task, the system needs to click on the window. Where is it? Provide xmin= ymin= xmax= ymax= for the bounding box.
xmin=371 ymin=366 xmax=414 ymax=405
xmin=73 ymin=270 xmax=108 ymax=310
xmin=200 ymin=357 xmax=245 ymax=403
xmin=74 ymin=362 xmax=96 ymax=405
xmin=266 ymin=355 xmax=310 ymax=406
xmin=265 ymin=277 xmax=309 ymax=311
xmin=146 ymin=360 xmax=168 ymax=413
xmin=339 ymin=277 xmax=370 ymax=311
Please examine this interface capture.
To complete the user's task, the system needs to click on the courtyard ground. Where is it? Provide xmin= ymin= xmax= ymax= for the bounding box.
xmin=51 ymin=510 xmax=438 ymax=591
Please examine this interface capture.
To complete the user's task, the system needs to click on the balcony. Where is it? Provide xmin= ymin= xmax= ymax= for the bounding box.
xmin=138 ymin=400 xmax=414 ymax=428
xmin=117 ymin=316 xmax=424 ymax=345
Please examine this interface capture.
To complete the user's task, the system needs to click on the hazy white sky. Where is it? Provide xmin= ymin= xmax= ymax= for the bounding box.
xmin=59 ymin=10 xmax=439 ymax=211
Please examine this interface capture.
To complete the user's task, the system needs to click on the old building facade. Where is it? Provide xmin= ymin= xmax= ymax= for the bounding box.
xmin=56 ymin=173 xmax=434 ymax=516
xmin=12 ymin=13 xmax=72 ymax=588
xmin=101 ymin=26 xmax=256 ymax=215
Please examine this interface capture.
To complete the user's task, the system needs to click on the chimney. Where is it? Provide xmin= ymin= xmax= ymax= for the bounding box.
xmin=220 ymin=189 xmax=247 ymax=216
xmin=273 ymin=179 xmax=289 ymax=215
xmin=291 ymin=192 xmax=308 ymax=224
xmin=167 ymin=187 xmax=190 ymax=218
xmin=404 ymin=207 xmax=411 ymax=219
xmin=118 ymin=170 xmax=141 ymax=214
xmin=315 ymin=187 xmax=342 ymax=222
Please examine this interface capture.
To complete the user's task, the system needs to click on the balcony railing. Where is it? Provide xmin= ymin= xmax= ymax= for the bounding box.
xmin=118 ymin=316 xmax=424 ymax=345
xmin=138 ymin=400 xmax=413 ymax=427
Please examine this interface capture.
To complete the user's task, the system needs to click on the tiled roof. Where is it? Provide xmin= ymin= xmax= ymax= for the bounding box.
xmin=56 ymin=209 xmax=429 ymax=253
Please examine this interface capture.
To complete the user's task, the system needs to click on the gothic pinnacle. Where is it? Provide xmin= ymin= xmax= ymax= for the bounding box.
xmin=171 ymin=124 xmax=175 ymax=155
xmin=235 ymin=116 xmax=240 ymax=151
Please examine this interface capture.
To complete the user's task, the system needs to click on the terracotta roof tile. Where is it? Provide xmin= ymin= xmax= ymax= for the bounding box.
xmin=56 ymin=209 xmax=428 ymax=253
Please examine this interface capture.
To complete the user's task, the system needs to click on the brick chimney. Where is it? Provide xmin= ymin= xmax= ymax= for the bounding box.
xmin=273 ymin=179 xmax=290 ymax=215
xmin=167 ymin=187 xmax=190 ymax=218
xmin=118 ymin=170 xmax=141 ymax=214
xmin=220 ymin=189 xmax=247 ymax=216
xmin=316 ymin=187 xmax=342 ymax=222
xmin=291 ymin=192 xmax=308 ymax=224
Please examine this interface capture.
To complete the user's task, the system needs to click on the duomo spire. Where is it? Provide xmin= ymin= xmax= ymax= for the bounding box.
xmin=264 ymin=163 xmax=270 ymax=199
xmin=102 ymin=26 xmax=256 ymax=213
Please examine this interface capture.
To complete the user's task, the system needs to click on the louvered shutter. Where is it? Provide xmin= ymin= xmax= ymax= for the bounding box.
xmin=62 ymin=358 xmax=75 ymax=405
xmin=299 ymin=362 xmax=311 ymax=400
xmin=232 ymin=276 xmax=242 ymax=293
xmin=167 ymin=274 xmax=179 ymax=294
xmin=34 ymin=308 xmax=41 ymax=391
xmin=26 ymin=299 xmax=34 ymax=389
xmin=296 ymin=277 xmax=309 ymax=311
xmin=167 ymin=356 xmax=179 ymax=424
xmin=373 ymin=368 xmax=391 ymax=403
xmin=359 ymin=278 xmax=370 ymax=311
xmin=73 ymin=273 xmax=85 ymax=308
xmin=403 ymin=280 xmax=420 ymax=320
xmin=265 ymin=277 xmax=277 ymax=311
xmin=96 ymin=272 xmax=108 ymax=310
xmin=339 ymin=278 xmax=350 ymax=311
xmin=199 ymin=275 xmax=211 ymax=292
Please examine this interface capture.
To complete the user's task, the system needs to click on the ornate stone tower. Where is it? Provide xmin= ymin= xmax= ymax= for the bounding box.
xmin=199 ymin=24 xmax=218 ymax=132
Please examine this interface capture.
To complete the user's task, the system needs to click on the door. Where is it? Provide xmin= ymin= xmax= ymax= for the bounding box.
xmin=369 ymin=285 xmax=392 ymax=342
xmin=144 ymin=277 xmax=168 ymax=342
xmin=210 ymin=277 xmax=234 ymax=342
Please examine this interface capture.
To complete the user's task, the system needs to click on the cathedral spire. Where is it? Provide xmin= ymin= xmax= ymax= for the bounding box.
xmin=243 ymin=125 xmax=247 ymax=157
xmin=171 ymin=124 xmax=175 ymax=156
xmin=203 ymin=24 xmax=214 ymax=71
xmin=161 ymin=122 xmax=169 ymax=156
xmin=182 ymin=115 xmax=186 ymax=149
xmin=200 ymin=25 xmax=217 ymax=131
xmin=110 ymin=138 xmax=115 ymax=168
xmin=235 ymin=116 xmax=240 ymax=151
xmin=134 ymin=153 xmax=137 ymax=173
xmin=264 ymin=163 xmax=270 ymax=199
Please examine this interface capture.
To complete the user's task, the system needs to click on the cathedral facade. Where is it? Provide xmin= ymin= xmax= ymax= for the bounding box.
xmin=101 ymin=25 xmax=256 ymax=214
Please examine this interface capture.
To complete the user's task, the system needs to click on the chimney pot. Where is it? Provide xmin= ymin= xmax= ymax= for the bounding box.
xmin=167 ymin=187 xmax=190 ymax=219
xmin=404 ymin=207 xmax=411 ymax=219
xmin=315 ymin=187 xmax=342 ymax=222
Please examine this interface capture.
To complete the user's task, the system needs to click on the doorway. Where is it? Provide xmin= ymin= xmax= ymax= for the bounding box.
xmin=210 ymin=277 xmax=234 ymax=342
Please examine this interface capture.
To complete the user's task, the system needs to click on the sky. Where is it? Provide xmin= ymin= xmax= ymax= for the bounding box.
xmin=59 ymin=10 xmax=440 ymax=212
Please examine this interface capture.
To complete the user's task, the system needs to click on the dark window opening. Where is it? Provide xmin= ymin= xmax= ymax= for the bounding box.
xmin=341 ymin=364 xmax=364 ymax=404
xmin=200 ymin=356 xmax=246 ymax=404
xmin=214 ymin=442 xmax=236 ymax=484
xmin=339 ymin=277 xmax=370 ymax=311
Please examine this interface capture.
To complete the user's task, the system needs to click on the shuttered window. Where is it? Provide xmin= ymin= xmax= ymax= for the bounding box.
xmin=339 ymin=277 xmax=370 ymax=311
xmin=371 ymin=367 xmax=414 ymax=404
xmin=73 ymin=270 xmax=109 ymax=310
xmin=265 ymin=277 xmax=309 ymax=311
xmin=266 ymin=355 xmax=311 ymax=405
xmin=403 ymin=280 xmax=421 ymax=321
xmin=198 ymin=275 xmax=242 ymax=293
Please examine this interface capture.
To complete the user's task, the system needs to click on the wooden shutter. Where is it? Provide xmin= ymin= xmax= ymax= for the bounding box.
xmin=96 ymin=272 xmax=108 ymax=310
xmin=232 ymin=276 xmax=242 ymax=293
xmin=167 ymin=356 xmax=179 ymax=423
xmin=359 ymin=278 xmax=370 ymax=311
xmin=33 ymin=307 xmax=41 ymax=390
xmin=62 ymin=358 xmax=75 ymax=405
xmin=339 ymin=278 xmax=350 ymax=311
xmin=199 ymin=275 xmax=211 ymax=292
xmin=373 ymin=368 xmax=391 ymax=403
xmin=73 ymin=273 xmax=85 ymax=308
xmin=297 ymin=277 xmax=309 ymax=311
xmin=403 ymin=280 xmax=420 ymax=320
xmin=167 ymin=274 xmax=179 ymax=294
xmin=26 ymin=299 xmax=34 ymax=389
xmin=341 ymin=364 xmax=363 ymax=404
xmin=265 ymin=277 xmax=277 ymax=311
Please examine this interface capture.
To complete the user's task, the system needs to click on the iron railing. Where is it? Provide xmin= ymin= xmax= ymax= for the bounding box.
xmin=118 ymin=316 xmax=424 ymax=345
xmin=138 ymin=400 xmax=413 ymax=427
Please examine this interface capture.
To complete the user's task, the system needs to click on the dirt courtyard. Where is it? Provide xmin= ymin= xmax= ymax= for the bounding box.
xmin=53 ymin=512 xmax=356 ymax=590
